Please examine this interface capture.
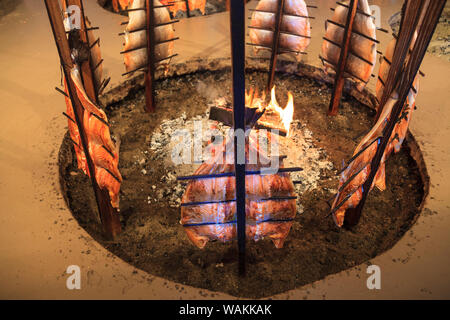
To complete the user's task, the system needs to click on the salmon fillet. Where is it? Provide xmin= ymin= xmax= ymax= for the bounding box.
xmin=123 ymin=0 xmax=175 ymax=74
xmin=249 ymin=0 xmax=311 ymax=61
xmin=63 ymin=79 xmax=88 ymax=175
xmin=69 ymin=67 xmax=122 ymax=209
xmin=181 ymin=134 xmax=296 ymax=249
xmin=321 ymin=0 xmax=377 ymax=90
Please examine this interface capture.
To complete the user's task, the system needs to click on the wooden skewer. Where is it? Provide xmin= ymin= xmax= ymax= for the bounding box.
xmin=62 ymin=111 xmax=76 ymax=123
xmin=55 ymin=86 xmax=68 ymax=97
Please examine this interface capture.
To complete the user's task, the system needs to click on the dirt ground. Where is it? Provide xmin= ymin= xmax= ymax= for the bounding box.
xmin=428 ymin=2 xmax=450 ymax=61
xmin=0 ymin=0 xmax=20 ymax=18
xmin=59 ymin=69 xmax=424 ymax=298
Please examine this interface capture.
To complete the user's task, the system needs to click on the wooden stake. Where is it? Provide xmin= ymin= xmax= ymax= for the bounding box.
xmin=64 ymin=0 xmax=98 ymax=101
xmin=184 ymin=0 xmax=191 ymax=17
xmin=45 ymin=0 xmax=121 ymax=239
xmin=145 ymin=0 xmax=156 ymax=112
xmin=327 ymin=0 xmax=359 ymax=116
xmin=267 ymin=0 xmax=285 ymax=92
xmin=343 ymin=0 xmax=445 ymax=227
xmin=229 ymin=0 xmax=246 ymax=277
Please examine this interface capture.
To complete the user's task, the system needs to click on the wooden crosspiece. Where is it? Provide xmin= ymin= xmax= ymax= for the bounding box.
xmin=45 ymin=0 xmax=121 ymax=239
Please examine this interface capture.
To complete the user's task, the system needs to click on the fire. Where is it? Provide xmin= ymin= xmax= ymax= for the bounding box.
xmin=268 ymin=86 xmax=294 ymax=136
xmin=245 ymin=87 xmax=266 ymax=111
xmin=242 ymin=86 xmax=295 ymax=136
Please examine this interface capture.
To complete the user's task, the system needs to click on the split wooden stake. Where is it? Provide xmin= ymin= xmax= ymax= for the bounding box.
xmin=267 ymin=0 xmax=285 ymax=92
xmin=342 ymin=0 xmax=446 ymax=227
xmin=328 ymin=0 xmax=359 ymax=116
xmin=45 ymin=0 xmax=121 ymax=239
xmin=66 ymin=0 xmax=98 ymax=101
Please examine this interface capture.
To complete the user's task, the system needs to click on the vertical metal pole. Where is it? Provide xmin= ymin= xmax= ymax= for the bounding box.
xmin=145 ymin=0 xmax=156 ymax=112
xmin=328 ymin=0 xmax=358 ymax=116
xmin=267 ymin=0 xmax=285 ymax=92
xmin=229 ymin=0 xmax=246 ymax=276
xmin=343 ymin=0 xmax=444 ymax=227
xmin=45 ymin=0 xmax=121 ymax=239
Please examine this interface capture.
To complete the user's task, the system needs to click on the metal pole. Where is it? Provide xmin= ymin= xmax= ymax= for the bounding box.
xmin=229 ymin=0 xmax=246 ymax=276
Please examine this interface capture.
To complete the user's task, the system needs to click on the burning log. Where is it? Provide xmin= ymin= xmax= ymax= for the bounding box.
xmin=209 ymin=86 xmax=294 ymax=137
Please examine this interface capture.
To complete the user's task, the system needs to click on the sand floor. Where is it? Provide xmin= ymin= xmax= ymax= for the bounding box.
xmin=0 ymin=0 xmax=449 ymax=299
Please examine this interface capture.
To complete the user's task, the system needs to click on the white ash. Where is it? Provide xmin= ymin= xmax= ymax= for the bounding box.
xmin=147 ymin=112 xmax=335 ymax=210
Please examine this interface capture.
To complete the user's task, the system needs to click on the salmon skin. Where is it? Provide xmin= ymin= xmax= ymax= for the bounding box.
xmin=63 ymin=79 xmax=88 ymax=175
xmin=331 ymin=95 xmax=396 ymax=227
xmin=321 ymin=0 xmax=377 ymax=90
xmin=122 ymin=0 xmax=175 ymax=75
xmin=181 ymin=133 xmax=297 ymax=249
xmin=66 ymin=67 xmax=122 ymax=209
xmin=375 ymin=35 xmax=419 ymax=155
xmin=331 ymin=78 xmax=419 ymax=227
xmin=249 ymin=0 xmax=311 ymax=61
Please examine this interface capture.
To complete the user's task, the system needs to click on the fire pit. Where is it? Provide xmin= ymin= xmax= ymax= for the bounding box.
xmin=58 ymin=58 xmax=428 ymax=298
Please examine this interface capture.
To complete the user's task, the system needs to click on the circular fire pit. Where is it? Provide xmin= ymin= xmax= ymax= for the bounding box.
xmin=58 ymin=58 xmax=428 ymax=298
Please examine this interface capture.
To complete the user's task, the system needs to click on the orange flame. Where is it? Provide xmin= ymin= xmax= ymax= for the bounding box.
xmin=245 ymin=87 xmax=266 ymax=111
xmin=268 ymin=86 xmax=294 ymax=136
